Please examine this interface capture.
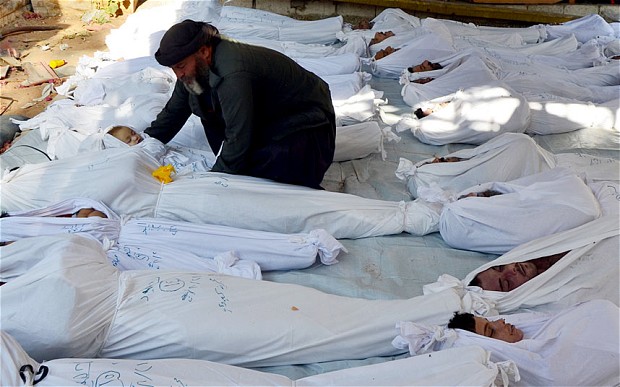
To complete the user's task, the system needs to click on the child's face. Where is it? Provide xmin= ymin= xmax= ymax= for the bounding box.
xmin=111 ymin=126 xmax=143 ymax=146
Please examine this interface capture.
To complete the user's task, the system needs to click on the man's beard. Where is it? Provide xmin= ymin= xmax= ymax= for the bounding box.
xmin=183 ymin=78 xmax=204 ymax=95
xmin=182 ymin=59 xmax=210 ymax=95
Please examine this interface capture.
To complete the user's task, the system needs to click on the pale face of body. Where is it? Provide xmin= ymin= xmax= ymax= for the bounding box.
xmin=108 ymin=126 xmax=143 ymax=146
xmin=473 ymin=316 xmax=524 ymax=343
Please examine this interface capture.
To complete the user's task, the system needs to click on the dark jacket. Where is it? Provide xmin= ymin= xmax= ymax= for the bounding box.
xmin=145 ymin=39 xmax=335 ymax=175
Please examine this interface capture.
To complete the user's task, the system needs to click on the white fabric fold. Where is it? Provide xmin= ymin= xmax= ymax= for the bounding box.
xmin=426 ymin=216 xmax=619 ymax=314
xmin=402 ymin=199 xmax=443 ymax=236
xmin=494 ymin=360 xmax=521 ymax=386
xmin=395 ymin=133 xmax=557 ymax=198
xmin=2 ymin=234 xmax=462 ymax=366
xmin=392 ymin=321 xmax=456 ymax=355
xmin=1 ymin=198 xmax=345 ymax=273
xmin=307 ymin=229 xmax=348 ymax=265
xmin=438 ymin=300 xmax=620 ymax=386
xmin=1 ymin=330 xmax=502 ymax=387
xmin=1 ymin=197 xmax=121 ymax=245
xmin=439 ymin=168 xmax=602 ymax=254
xmin=334 ymin=121 xmax=383 ymax=162
xmin=213 ymin=251 xmax=262 ymax=280
xmin=397 ymin=82 xmax=530 ymax=145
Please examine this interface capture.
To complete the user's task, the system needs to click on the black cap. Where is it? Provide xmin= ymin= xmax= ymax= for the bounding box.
xmin=155 ymin=19 xmax=206 ymax=67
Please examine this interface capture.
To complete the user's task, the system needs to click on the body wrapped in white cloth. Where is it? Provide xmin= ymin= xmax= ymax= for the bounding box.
xmin=400 ymin=51 xmax=498 ymax=108
xmin=1 ymin=198 xmax=346 ymax=272
xmin=438 ymin=168 xmax=602 ymax=254
xmin=393 ymin=299 xmax=620 ymax=386
xmin=395 ymin=133 xmax=557 ymax=198
xmin=0 ymin=234 xmax=462 ymax=366
xmin=0 ymin=146 xmax=444 ymax=239
xmin=424 ymin=216 xmax=620 ymax=315
xmin=396 ymin=82 xmax=530 ymax=145
xmin=0 ymin=330 xmax=505 ymax=387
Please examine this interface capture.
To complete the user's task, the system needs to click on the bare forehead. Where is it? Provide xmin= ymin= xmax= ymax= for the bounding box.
xmin=112 ymin=126 xmax=133 ymax=135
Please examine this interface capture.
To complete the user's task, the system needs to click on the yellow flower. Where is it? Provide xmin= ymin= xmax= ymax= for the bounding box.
xmin=152 ymin=164 xmax=176 ymax=184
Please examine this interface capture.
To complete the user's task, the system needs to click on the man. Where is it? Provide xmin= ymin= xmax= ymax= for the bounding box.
xmin=447 ymin=312 xmax=523 ymax=343
xmin=468 ymin=251 xmax=568 ymax=292
xmin=395 ymin=132 xmax=557 ymax=198
xmin=394 ymin=299 xmax=620 ymax=386
xmin=438 ymin=168 xmax=601 ymax=254
xmin=145 ymin=20 xmax=336 ymax=189
xmin=423 ymin=216 xmax=619 ymax=315
xmin=407 ymin=60 xmax=443 ymax=73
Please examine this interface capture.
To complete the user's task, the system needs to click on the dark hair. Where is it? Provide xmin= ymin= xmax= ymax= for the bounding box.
xmin=468 ymin=275 xmax=482 ymax=288
xmin=414 ymin=108 xmax=426 ymax=119
xmin=447 ymin=312 xmax=476 ymax=333
xmin=407 ymin=61 xmax=443 ymax=73
xmin=478 ymin=189 xmax=503 ymax=198
xmin=458 ymin=189 xmax=504 ymax=200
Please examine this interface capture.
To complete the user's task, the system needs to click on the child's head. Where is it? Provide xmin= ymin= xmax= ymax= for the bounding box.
xmin=107 ymin=125 xmax=143 ymax=146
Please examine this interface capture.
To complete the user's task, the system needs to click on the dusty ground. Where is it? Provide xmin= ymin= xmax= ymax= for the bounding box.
xmin=0 ymin=7 xmax=130 ymax=119
xmin=0 ymin=6 xmax=373 ymax=121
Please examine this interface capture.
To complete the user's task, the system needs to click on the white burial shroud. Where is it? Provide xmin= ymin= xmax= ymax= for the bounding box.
xmin=1 ymin=147 xmax=435 ymax=239
xmin=395 ymin=133 xmax=557 ymax=198
xmin=1 ymin=233 xmax=261 ymax=281
xmin=525 ymin=96 xmax=619 ymax=135
xmin=215 ymin=6 xmax=343 ymax=45
xmin=393 ymin=299 xmax=619 ymax=386
xmin=0 ymin=197 xmax=121 ymax=245
xmin=0 ymin=234 xmax=462 ymax=366
xmin=396 ymin=82 xmax=530 ymax=145
xmin=423 ymin=215 xmax=620 ymax=315
xmin=1 ymin=198 xmax=346 ymax=272
xmin=545 ymin=14 xmax=616 ymax=43
xmin=439 ymin=168 xmax=602 ymax=254
xmin=400 ymin=52 xmax=498 ymax=108
xmin=0 ymin=148 xmax=163 ymax=218
xmin=155 ymin=171 xmax=436 ymax=239
xmin=369 ymin=30 xmax=456 ymax=79
xmin=0 ymin=331 xmax=504 ymax=387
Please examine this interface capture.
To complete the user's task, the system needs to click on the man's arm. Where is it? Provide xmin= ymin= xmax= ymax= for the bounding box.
xmin=144 ymin=81 xmax=193 ymax=144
